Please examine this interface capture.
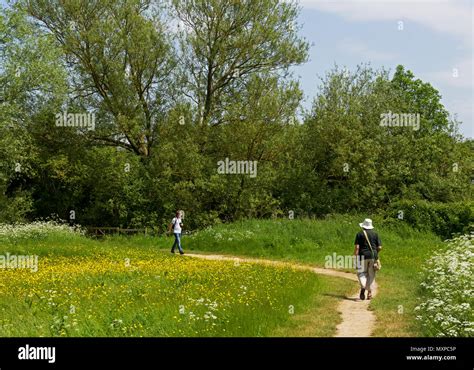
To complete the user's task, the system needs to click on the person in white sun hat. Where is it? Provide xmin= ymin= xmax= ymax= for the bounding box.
xmin=353 ymin=218 xmax=382 ymax=300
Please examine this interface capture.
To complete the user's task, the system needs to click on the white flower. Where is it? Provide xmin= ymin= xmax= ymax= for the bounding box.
xmin=415 ymin=233 xmax=473 ymax=337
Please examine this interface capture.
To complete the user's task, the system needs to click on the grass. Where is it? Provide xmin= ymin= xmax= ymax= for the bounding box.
xmin=0 ymin=231 xmax=353 ymax=337
xmin=0 ymin=215 xmax=449 ymax=337
xmin=142 ymin=214 xmax=446 ymax=337
xmin=271 ymin=275 xmax=355 ymax=337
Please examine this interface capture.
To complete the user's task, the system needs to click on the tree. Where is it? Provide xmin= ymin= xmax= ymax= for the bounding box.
xmin=288 ymin=64 xmax=472 ymax=215
xmin=0 ymin=3 xmax=67 ymax=221
xmin=27 ymin=0 xmax=176 ymax=157
xmin=172 ymin=0 xmax=308 ymax=126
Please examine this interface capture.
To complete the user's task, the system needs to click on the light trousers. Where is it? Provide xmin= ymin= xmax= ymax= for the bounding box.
xmin=357 ymin=258 xmax=376 ymax=291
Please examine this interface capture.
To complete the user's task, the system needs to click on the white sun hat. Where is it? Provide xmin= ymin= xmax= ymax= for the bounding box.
xmin=359 ymin=218 xmax=374 ymax=229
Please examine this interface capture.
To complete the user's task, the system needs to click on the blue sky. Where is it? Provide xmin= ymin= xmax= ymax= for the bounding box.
xmin=293 ymin=0 xmax=473 ymax=138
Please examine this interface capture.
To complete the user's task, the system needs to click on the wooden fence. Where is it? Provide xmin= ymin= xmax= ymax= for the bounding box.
xmin=86 ymin=226 xmax=153 ymax=237
xmin=85 ymin=226 xmax=194 ymax=237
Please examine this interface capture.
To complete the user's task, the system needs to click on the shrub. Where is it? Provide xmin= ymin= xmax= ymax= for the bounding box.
xmin=384 ymin=200 xmax=474 ymax=239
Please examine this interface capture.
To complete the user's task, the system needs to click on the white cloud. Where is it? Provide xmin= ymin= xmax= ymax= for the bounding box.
xmin=299 ymin=0 xmax=472 ymax=45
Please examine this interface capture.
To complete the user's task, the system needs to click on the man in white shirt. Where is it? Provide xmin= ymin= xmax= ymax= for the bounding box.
xmin=169 ymin=211 xmax=184 ymax=254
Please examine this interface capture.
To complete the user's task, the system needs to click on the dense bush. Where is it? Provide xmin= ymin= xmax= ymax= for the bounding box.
xmin=384 ymin=200 xmax=474 ymax=239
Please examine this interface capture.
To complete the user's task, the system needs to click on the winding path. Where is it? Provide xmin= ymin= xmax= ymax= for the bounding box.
xmin=185 ymin=253 xmax=377 ymax=337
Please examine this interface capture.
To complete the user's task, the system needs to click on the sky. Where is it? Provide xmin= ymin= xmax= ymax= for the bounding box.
xmin=293 ymin=0 xmax=473 ymax=138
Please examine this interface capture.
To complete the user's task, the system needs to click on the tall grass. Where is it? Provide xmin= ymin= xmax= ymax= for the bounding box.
xmin=148 ymin=215 xmax=447 ymax=336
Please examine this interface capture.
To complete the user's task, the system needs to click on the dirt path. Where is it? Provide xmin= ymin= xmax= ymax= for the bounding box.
xmin=185 ymin=253 xmax=377 ymax=337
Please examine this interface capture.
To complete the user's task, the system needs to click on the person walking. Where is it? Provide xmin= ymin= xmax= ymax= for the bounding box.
xmin=354 ymin=218 xmax=382 ymax=300
xmin=169 ymin=211 xmax=184 ymax=255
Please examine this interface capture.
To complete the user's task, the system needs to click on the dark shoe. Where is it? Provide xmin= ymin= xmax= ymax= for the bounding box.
xmin=367 ymin=291 xmax=372 ymax=300
xmin=359 ymin=288 xmax=365 ymax=300
xmin=171 ymin=250 xmax=175 ymax=254
xmin=179 ymin=251 xmax=184 ymax=255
